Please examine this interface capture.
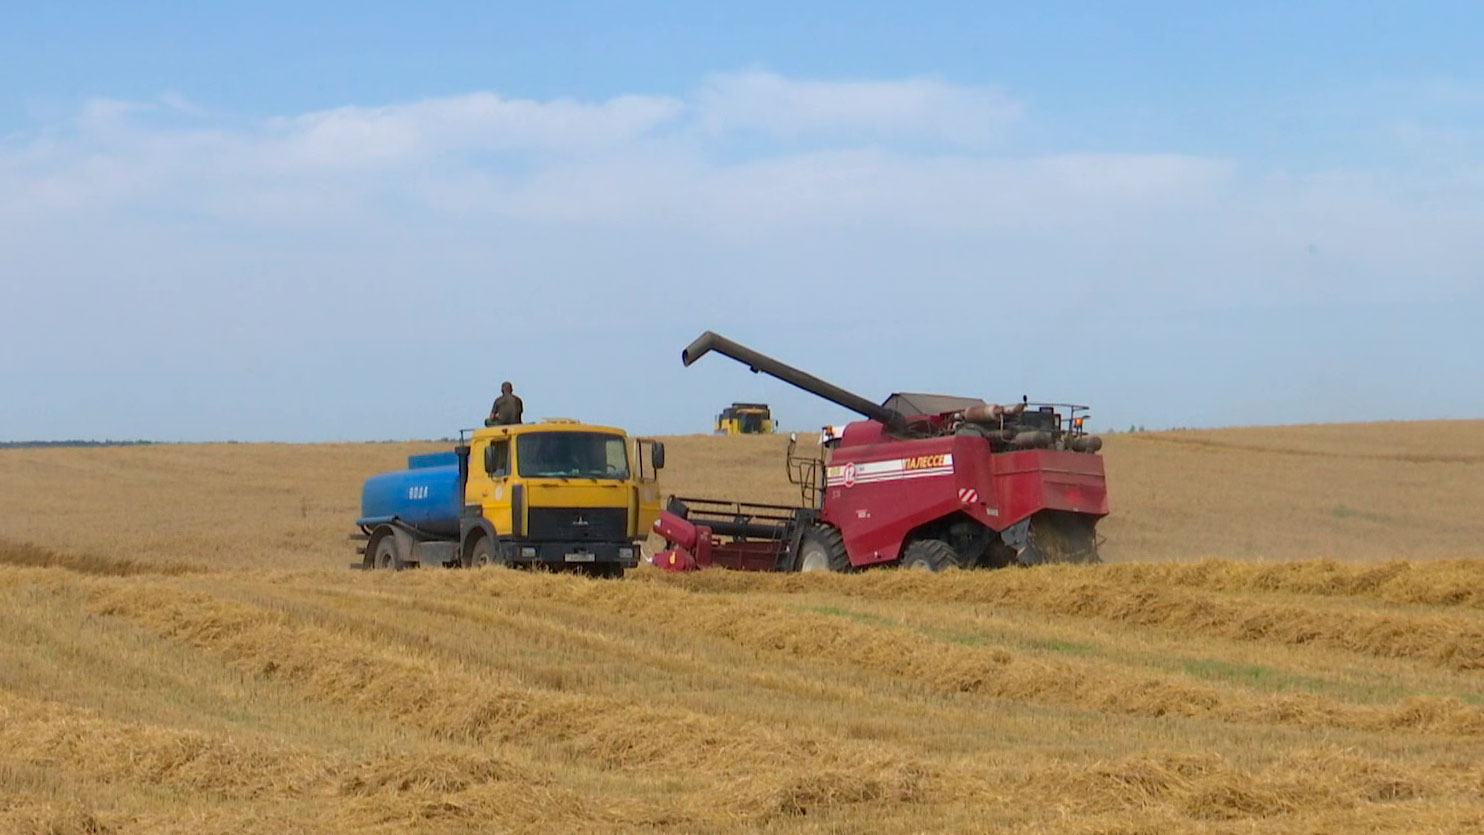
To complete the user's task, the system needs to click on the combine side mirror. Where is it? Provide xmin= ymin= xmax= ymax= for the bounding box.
xmin=483 ymin=445 xmax=497 ymax=474
xmin=651 ymin=441 xmax=666 ymax=470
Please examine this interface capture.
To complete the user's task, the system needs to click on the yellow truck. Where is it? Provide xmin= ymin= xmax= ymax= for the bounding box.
xmin=714 ymin=402 xmax=773 ymax=435
xmin=356 ymin=420 xmax=664 ymax=578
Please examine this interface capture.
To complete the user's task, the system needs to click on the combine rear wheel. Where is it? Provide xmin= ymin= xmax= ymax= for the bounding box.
xmin=796 ymin=525 xmax=850 ymax=573
xmin=900 ymin=539 xmax=964 ymax=572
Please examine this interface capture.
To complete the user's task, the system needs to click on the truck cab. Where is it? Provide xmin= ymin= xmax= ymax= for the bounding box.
xmin=462 ymin=420 xmax=664 ymax=573
xmin=357 ymin=420 xmax=664 ymax=577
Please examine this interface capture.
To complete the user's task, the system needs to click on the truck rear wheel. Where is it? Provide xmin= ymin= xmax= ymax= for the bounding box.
xmin=372 ymin=535 xmax=403 ymax=571
xmin=796 ymin=525 xmax=849 ymax=573
xmin=901 ymin=539 xmax=963 ymax=572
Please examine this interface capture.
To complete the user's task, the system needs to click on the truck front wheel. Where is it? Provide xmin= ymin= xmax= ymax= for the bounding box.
xmin=469 ymin=536 xmax=507 ymax=569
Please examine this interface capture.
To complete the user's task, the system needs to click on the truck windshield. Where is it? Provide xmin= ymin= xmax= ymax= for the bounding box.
xmin=516 ymin=432 xmax=629 ymax=479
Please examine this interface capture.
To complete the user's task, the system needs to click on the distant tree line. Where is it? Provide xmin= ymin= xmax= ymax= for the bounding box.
xmin=0 ymin=440 xmax=158 ymax=449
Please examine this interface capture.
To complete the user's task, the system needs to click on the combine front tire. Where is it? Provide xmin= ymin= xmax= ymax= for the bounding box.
xmin=900 ymin=539 xmax=964 ymax=572
xmin=796 ymin=525 xmax=850 ymax=573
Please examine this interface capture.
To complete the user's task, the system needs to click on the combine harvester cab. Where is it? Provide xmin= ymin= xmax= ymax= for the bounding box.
xmin=654 ymin=332 xmax=1108 ymax=572
xmin=714 ymin=402 xmax=774 ymax=435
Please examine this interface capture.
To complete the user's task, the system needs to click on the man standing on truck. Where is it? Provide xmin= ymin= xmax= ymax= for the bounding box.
xmin=486 ymin=382 xmax=524 ymax=426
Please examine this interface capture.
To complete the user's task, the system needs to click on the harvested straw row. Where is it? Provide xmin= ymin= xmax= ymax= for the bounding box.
xmin=0 ymin=785 xmax=628 ymax=835
xmin=26 ymin=571 xmax=1484 ymax=832
xmin=0 ymin=688 xmax=345 ymax=800
xmin=995 ymin=748 xmax=1484 ymax=835
xmin=268 ymin=573 xmax=1007 ymax=737
xmin=308 ymin=574 xmax=1484 ymax=828
xmin=0 ymin=687 xmax=634 ymax=833
xmin=1025 ymin=747 xmax=1454 ymax=820
xmin=87 ymin=581 xmax=948 ymax=821
xmin=641 ymin=566 xmax=1484 ymax=670
xmin=1075 ymin=558 xmax=1484 ymax=610
xmin=72 ymin=581 xmax=1484 ymax=835
xmin=511 ymin=570 xmax=1484 ymax=735
xmin=0 ymin=538 xmax=200 ymax=578
xmin=0 ymin=795 xmax=116 ymax=835
xmin=9 ymin=741 xmax=1472 ymax=835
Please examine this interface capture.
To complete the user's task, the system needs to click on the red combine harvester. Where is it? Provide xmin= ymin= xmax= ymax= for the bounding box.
xmin=653 ymin=332 xmax=1109 ymax=572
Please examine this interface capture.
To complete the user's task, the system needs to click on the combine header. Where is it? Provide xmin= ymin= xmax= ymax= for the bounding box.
xmin=654 ymin=332 xmax=1108 ymax=572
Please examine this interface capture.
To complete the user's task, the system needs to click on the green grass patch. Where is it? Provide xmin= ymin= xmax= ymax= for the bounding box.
xmin=1026 ymin=638 xmax=1096 ymax=655
xmin=1177 ymin=657 xmax=1332 ymax=693
xmin=1329 ymin=505 xmax=1391 ymax=523
xmin=804 ymin=604 xmax=897 ymax=628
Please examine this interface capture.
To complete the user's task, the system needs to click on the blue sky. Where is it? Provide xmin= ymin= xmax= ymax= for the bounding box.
xmin=2 ymin=2 xmax=1481 ymax=441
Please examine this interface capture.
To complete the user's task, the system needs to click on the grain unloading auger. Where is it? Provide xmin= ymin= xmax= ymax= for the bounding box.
xmin=653 ymin=331 xmax=1109 ymax=572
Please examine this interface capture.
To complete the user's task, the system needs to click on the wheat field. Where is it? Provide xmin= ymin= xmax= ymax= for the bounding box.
xmin=1 ymin=421 xmax=1483 ymax=833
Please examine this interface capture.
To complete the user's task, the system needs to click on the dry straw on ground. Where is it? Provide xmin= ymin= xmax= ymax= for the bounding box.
xmin=1 ymin=420 xmax=1483 ymax=832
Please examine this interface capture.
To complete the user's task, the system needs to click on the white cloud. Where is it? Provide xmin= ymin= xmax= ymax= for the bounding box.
xmin=157 ymin=92 xmax=208 ymax=116
xmin=261 ymin=92 xmax=685 ymax=171
xmin=694 ymin=70 xmax=1021 ymax=144
xmin=0 ymin=89 xmax=687 ymax=216
xmin=74 ymin=97 xmax=154 ymax=131
xmin=3 ymin=72 xmax=1483 ymax=440
xmin=469 ymin=149 xmax=1233 ymax=236
xmin=2 ymin=71 xmax=1479 ymax=303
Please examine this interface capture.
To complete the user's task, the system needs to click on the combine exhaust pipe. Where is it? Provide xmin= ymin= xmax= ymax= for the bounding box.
xmin=682 ymin=331 xmax=907 ymax=433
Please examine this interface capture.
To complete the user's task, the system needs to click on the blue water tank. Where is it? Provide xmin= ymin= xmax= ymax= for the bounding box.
xmin=358 ymin=451 xmax=463 ymax=537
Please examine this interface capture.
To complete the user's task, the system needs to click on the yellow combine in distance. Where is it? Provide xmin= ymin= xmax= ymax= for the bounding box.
xmin=714 ymin=402 xmax=773 ymax=435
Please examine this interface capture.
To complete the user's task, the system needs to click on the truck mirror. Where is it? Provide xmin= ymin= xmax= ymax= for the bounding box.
xmin=651 ymin=441 xmax=665 ymax=470
xmin=483 ymin=444 xmax=497 ymax=474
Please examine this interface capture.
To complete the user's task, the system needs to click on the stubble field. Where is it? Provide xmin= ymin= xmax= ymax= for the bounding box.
xmin=1 ymin=420 xmax=1483 ymax=833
